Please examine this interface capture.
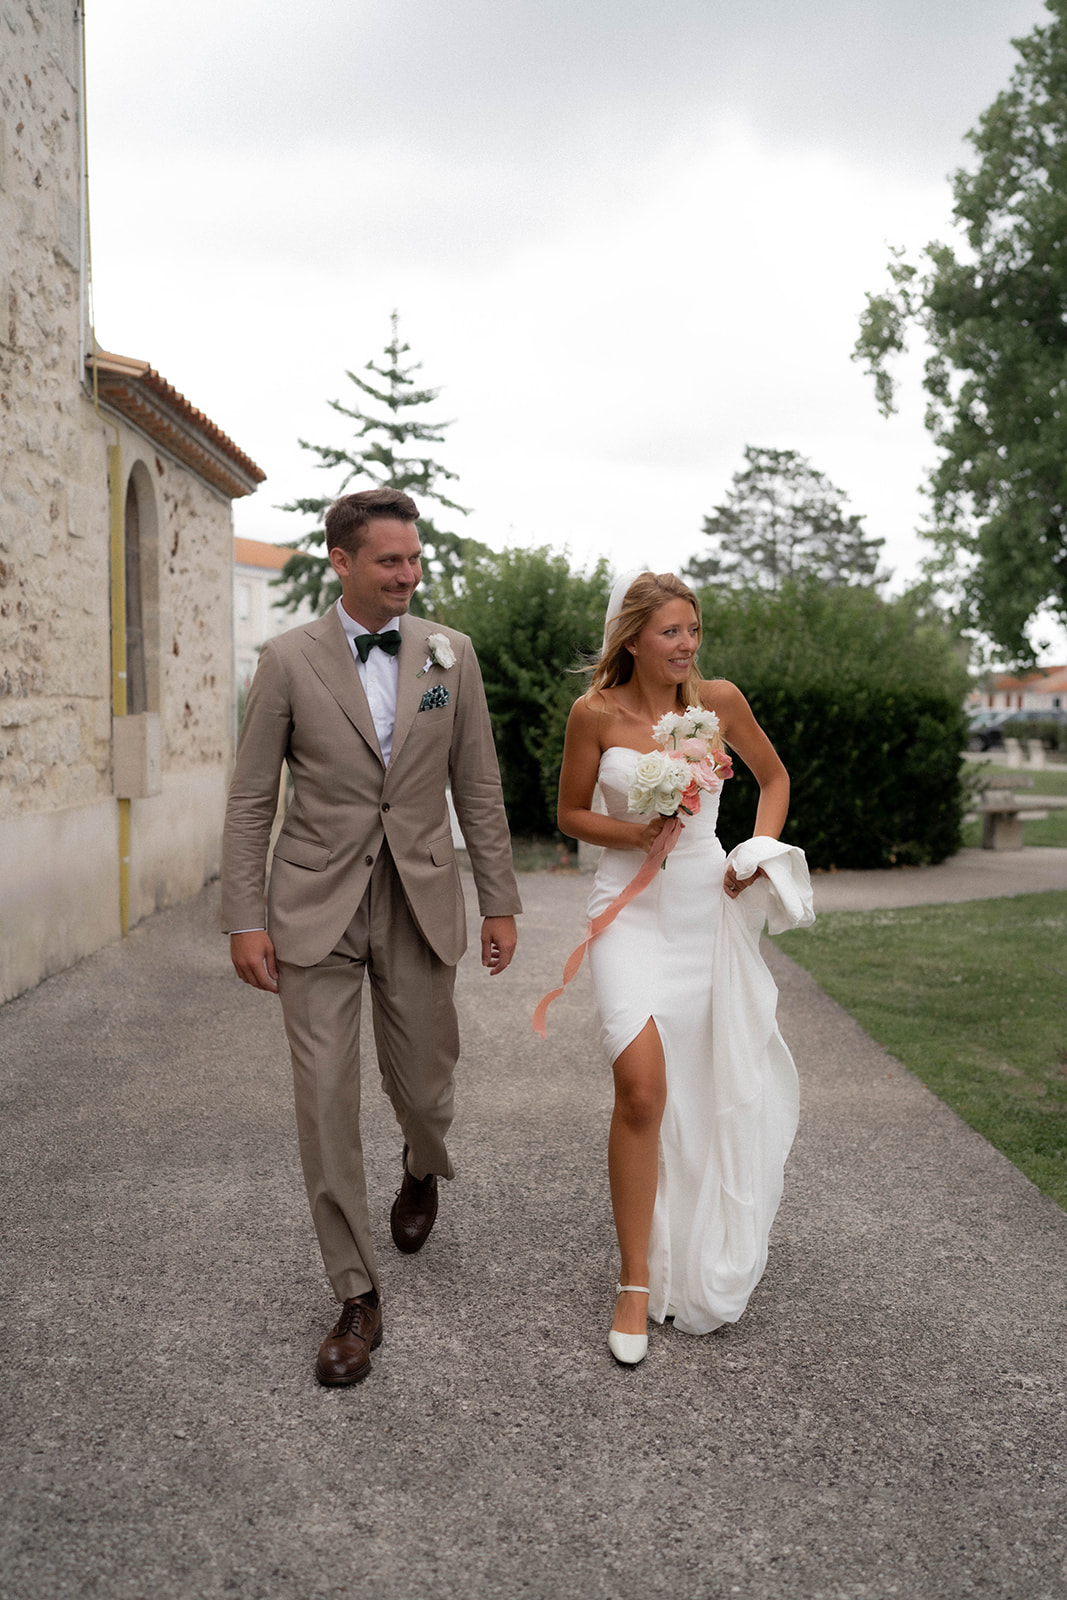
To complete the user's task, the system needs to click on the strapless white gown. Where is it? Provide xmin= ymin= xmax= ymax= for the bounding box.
xmin=589 ymin=746 xmax=811 ymax=1336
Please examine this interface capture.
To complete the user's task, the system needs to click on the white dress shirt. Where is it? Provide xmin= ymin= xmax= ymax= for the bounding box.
xmin=335 ymin=598 xmax=400 ymax=765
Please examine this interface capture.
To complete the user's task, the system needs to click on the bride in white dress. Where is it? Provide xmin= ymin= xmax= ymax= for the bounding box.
xmin=555 ymin=570 xmax=812 ymax=1366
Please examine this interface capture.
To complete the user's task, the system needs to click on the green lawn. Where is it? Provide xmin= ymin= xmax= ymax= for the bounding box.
xmin=777 ymin=891 xmax=1067 ymax=1209
xmin=962 ymin=760 xmax=1067 ymax=847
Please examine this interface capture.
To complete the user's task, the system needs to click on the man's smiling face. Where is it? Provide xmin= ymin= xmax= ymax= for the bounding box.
xmin=331 ymin=518 xmax=423 ymax=631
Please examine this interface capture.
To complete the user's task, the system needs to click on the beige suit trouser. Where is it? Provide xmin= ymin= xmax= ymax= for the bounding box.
xmin=277 ymin=845 xmax=459 ymax=1303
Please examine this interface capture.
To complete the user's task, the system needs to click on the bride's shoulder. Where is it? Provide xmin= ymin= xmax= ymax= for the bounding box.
xmin=566 ymin=688 xmax=606 ymax=733
xmin=571 ymin=685 xmax=622 ymax=716
xmin=696 ymin=677 xmax=746 ymax=714
xmin=566 ymin=686 xmax=627 ymax=749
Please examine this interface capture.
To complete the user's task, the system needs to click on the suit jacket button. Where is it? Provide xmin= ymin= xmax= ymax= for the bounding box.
xmin=364 ymin=855 xmax=374 ymax=867
xmin=381 ymin=802 xmax=391 ymax=812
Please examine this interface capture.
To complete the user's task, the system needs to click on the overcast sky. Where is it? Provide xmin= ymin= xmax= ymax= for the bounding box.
xmin=84 ymin=0 xmax=1053 ymax=643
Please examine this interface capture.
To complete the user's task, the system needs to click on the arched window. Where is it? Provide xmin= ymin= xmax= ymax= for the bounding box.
xmin=124 ymin=477 xmax=147 ymax=714
xmin=124 ymin=461 xmax=160 ymax=714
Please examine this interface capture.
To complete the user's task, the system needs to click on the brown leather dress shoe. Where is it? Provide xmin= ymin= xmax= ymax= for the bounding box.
xmin=390 ymin=1147 xmax=439 ymax=1253
xmin=314 ymin=1291 xmax=383 ymax=1386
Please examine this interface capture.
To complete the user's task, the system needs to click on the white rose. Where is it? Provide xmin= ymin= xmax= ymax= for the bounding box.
xmin=632 ymin=751 xmax=667 ymax=791
xmin=652 ymin=756 xmax=691 ymax=813
xmin=428 ymin=633 xmax=456 ymax=670
xmin=628 ymin=751 xmax=670 ymax=814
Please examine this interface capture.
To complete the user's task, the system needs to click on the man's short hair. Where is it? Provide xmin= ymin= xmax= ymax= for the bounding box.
xmin=324 ymin=488 xmax=420 ymax=556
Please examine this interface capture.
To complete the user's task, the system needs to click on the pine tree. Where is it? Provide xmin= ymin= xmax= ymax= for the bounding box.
xmin=684 ymin=446 xmax=885 ymax=591
xmin=273 ymin=312 xmax=483 ymax=616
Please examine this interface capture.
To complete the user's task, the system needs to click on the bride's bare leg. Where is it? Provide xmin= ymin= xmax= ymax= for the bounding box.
xmin=609 ymin=1018 xmax=666 ymax=1336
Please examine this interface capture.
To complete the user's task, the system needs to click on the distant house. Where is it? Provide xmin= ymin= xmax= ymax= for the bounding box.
xmin=0 ymin=7 xmax=264 ymax=1003
xmin=234 ymin=538 xmax=319 ymax=692
xmin=977 ymin=666 xmax=1067 ymax=713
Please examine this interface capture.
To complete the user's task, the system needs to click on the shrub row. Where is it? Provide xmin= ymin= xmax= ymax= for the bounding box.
xmin=1003 ymin=716 xmax=1067 ymax=753
xmin=714 ymin=685 xmax=968 ymax=868
xmin=434 ymin=546 xmax=610 ymax=836
xmin=443 ymin=565 xmax=970 ymax=867
xmin=699 ymin=582 xmax=970 ymax=869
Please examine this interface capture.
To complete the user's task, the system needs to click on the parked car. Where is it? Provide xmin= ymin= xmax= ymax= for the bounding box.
xmin=967 ymin=708 xmax=1006 ymax=751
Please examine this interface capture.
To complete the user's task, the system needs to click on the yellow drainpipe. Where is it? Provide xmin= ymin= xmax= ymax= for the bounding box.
xmin=108 ymin=442 xmax=131 ymax=936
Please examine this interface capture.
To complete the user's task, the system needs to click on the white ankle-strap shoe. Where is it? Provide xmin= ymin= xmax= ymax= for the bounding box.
xmin=608 ymin=1283 xmax=650 ymax=1366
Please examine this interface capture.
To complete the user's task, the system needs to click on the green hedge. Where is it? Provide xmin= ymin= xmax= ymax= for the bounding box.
xmin=697 ymin=583 xmax=970 ymax=869
xmin=433 ymin=546 xmax=611 ymax=836
xmin=444 ymin=564 xmax=969 ymax=862
xmin=1001 ymin=715 xmax=1067 ymax=753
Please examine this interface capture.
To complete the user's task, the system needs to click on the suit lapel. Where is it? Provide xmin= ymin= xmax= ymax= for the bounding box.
xmin=301 ymin=608 xmax=384 ymax=766
xmin=390 ymin=614 xmax=433 ymax=766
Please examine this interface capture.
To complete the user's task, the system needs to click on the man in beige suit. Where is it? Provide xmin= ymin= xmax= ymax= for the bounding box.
xmin=223 ymin=487 xmax=520 ymax=1385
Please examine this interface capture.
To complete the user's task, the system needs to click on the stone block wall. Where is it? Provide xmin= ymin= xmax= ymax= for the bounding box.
xmin=0 ymin=2 xmax=249 ymax=1000
xmin=155 ymin=457 xmax=235 ymax=775
xmin=0 ymin=1 xmax=114 ymax=824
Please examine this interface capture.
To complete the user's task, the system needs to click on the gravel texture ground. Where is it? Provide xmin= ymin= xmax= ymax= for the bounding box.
xmin=1 ymin=854 xmax=1065 ymax=1600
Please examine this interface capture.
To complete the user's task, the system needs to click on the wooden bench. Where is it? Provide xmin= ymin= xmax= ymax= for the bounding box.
xmin=975 ymin=780 xmax=1067 ymax=849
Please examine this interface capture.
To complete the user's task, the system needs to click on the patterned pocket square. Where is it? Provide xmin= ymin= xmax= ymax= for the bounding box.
xmin=419 ymin=685 xmax=450 ymax=712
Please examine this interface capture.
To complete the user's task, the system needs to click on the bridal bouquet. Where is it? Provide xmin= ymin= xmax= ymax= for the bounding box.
xmin=533 ymin=706 xmax=733 ymax=1037
xmin=627 ymin=706 xmax=733 ymax=819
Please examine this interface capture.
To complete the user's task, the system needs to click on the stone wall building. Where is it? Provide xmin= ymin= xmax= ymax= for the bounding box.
xmin=0 ymin=2 xmax=264 ymax=1003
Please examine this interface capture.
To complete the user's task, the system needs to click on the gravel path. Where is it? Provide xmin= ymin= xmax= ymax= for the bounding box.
xmin=1 ymin=862 xmax=1064 ymax=1600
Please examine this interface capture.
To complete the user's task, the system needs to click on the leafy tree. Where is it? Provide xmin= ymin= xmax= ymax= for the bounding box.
xmin=273 ymin=312 xmax=484 ymax=616
xmin=436 ymin=547 xmax=612 ymax=836
xmin=854 ymin=1 xmax=1067 ymax=661
xmin=684 ymin=446 xmax=885 ymax=590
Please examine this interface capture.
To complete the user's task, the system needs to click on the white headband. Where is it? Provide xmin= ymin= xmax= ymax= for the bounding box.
xmin=601 ymin=566 xmax=651 ymax=655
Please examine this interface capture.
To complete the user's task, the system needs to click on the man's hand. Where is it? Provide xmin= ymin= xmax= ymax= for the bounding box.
xmin=480 ymin=915 xmax=517 ymax=976
xmin=230 ymin=930 xmax=280 ymax=992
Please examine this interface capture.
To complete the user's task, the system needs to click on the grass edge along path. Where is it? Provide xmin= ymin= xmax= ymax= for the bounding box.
xmin=776 ymin=890 xmax=1067 ymax=1210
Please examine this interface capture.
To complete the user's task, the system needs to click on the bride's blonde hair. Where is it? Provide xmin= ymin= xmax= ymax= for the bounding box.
xmin=589 ymin=571 xmax=706 ymax=708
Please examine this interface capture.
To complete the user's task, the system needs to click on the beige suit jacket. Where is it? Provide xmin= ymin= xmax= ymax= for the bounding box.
xmin=221 ymin=607 xmax=521 ymax=968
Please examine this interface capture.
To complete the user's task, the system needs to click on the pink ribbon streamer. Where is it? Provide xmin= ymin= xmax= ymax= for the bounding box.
xmin=532 ymin=814 xmax=685 ymax=1039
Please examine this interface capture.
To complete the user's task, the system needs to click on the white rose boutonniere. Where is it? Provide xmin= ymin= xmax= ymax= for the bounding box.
xmin=418 ymin=632 xmax=457 ymax=677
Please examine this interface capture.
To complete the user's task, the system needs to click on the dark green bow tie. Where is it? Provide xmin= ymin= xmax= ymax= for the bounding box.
xmin=355 ymin=629 xmax=401 ymax=663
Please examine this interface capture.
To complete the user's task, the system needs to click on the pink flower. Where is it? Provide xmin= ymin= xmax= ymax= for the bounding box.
xmin=679 ymin=780 xmax=703 ymax=816
xmin=694 ymin=758 xmax=722 ymax=791
xmin=678 ymin=738 xmax=708 ymax=762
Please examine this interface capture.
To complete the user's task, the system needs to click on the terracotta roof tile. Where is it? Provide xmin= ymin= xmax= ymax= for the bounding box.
xmin=993 ymin=665 xmax=1067 ymax=693
xmin=86 ymin=349 xmax=265 ymax=499
xmin=234 ymin=537 xmax=294 ymax=571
